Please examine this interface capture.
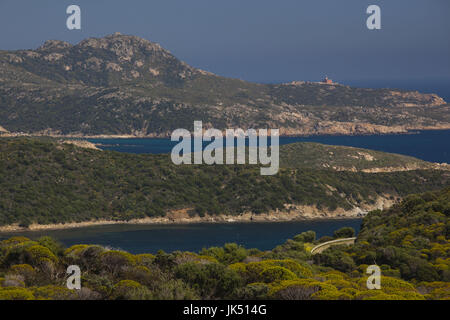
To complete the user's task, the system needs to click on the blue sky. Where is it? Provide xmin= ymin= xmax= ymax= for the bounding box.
xmin=0 ymin=0 xmax=449 ymax=85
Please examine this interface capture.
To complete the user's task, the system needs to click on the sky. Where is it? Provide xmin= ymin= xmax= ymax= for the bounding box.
xmin=0 ymin=0 xmax=449 ymax=88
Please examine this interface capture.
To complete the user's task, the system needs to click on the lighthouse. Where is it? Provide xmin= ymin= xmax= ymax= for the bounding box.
xmin=323 ymin=76 xmax=333 ymax=84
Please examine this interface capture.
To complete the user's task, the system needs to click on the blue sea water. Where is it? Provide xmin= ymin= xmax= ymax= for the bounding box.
xmin=89 ymin=129 xmax=450 ymax=163
xmin=0 ymin=219 xmax=362 ymax=254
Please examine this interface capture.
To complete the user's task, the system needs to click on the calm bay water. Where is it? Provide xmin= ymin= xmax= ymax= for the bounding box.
xmin=88 ymin=129 xmax=450 ymax=163
xmin=0 ymin=219 xmax=362 ymax=254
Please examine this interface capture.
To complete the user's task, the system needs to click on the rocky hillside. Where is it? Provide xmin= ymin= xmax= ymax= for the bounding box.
xmin=280 ymin=142 xmax=450 ymax=172
xmin=0 ymin=33 xmax=448 ymax=137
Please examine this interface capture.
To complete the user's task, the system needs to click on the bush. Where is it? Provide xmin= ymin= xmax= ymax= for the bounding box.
xmin=200 ymin=243 xmax=248 ymax=264
xmin=37 ymin=237 xmax=64 ymax=256
xmin=294 ymin=231 xmax=316 ymax=243
xmin=244 ymin=259 xmax=313 ymax=283
xmin=334 ymin=227 xmax=355 ymax=239
xmin=111 ymin=280 xmax=152 ymax=300
xmin=31 ymin=285 xmax=74 ymax=300
xmin=25 ymin=245 xmax=58 ymax=266
xmin=234 ymin=282 xmax=269 ymax=300
xmin=269 ymin=279 xmax=339 ymax=300
xmin=315 ymin=249 xmax=356 ymax=273
xmin=100 ymin=250 xmax=136 ymax=276
xmin=175 ymin=262 xmax=242 ymax=299
xmin=8 ymin=264 xmax=35 ymax=285
xmin=259 ymin=267 xmax=297 ymax=283
xmin=0 ymin=287 xmax=35 ymax=300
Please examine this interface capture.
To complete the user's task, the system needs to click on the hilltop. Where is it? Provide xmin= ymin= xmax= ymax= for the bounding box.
xmin=0 ymin=137 xmax=448 ymax=229
xmin=280 ymin=142 xmax=449 ymax=172
xmin=0 ymin=33 xmax=449 ymax=137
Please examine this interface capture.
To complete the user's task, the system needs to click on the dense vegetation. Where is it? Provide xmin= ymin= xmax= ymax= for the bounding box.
xmin=280 ymin=142 xmax=437 ymax=171
xmin=0 ymin=33 xmax=448 ymax=136
xmin=0 ymin=138 xmax=448 ymax=227
xmin=0 ymin=187 xmax=448 ymax=300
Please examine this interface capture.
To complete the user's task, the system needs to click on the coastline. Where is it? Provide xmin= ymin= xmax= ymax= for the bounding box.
xmin=0 ymin=197 xmax=395 ymax=233
xmin=0 ymin=214 xmax=362 ymax=234
xmin=2 ymin=125 xmax=450 ymax=140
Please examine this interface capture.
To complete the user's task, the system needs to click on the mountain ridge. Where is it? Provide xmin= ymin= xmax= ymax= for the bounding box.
xmin=1 ymin=33 xmax=449 ymax=137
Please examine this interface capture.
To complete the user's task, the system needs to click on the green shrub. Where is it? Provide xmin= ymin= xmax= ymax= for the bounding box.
xmin=111 ymin=280 xmax=152 ymax=300
xmin=334 ymin=227 xmax=355 ymax=239
xmin=0 ymin=287 xmax=35 ymax=300
xmin=294 ymin=231 xmax=316 ymax=243
xmin=259 ymin=267 xmax=297 ymax=283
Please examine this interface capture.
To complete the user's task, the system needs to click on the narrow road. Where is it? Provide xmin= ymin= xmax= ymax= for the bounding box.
xmin=310 ymin=237 xmax=357 ymax=255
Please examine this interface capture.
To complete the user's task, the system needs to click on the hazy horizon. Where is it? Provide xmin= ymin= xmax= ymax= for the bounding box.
xmin=1 ymin=0 xmax=449 ymax=97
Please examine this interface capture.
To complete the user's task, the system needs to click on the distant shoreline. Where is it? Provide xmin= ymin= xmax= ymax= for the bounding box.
xmin=2 ymin=127 xmax=450 ymax=140
xmin=0 ymin=196 xmax=397 ymax=234
xmin=0 ymin=211 xmax=368 ymax=234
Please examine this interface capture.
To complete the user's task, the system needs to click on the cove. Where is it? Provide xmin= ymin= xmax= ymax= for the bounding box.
xmin=0 ymin=219 xmax=362 ymax=254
